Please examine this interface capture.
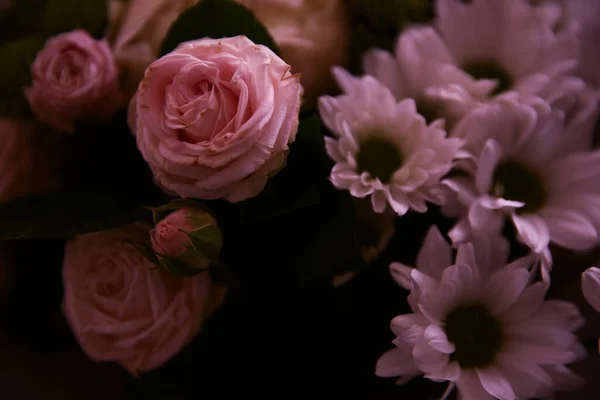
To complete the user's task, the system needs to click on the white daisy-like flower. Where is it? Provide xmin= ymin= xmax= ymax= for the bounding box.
xmin=532 ymin=0 xmax=600 ymax=87
xmin=363 ymin=0 xmax=584 ymax=134
xmin=451 ymin=87 xmax=599 ymax=161
xmin=379 ymin=226 xmax=585 ymax=400
xmin=318 ymin=67 xmax=463 ymax=215
xmin=444 ymin=102 xmax=600 ymax=270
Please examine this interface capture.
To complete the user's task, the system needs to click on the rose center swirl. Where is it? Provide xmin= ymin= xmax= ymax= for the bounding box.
xmin=356 ymin=138 xmax=403 ymax=183
xmin=462 ymin=60 xmax=513 ymax=96
xmin=444 ymin=304 xmax=504 ymax=369
xmin=491 ymin=160 xmax=548 ymax=214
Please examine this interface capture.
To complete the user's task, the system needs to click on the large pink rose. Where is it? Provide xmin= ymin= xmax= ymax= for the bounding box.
xmin=131 ymin=35 xmax=303 ymax=202
xmin=25 ymin=30 xmax=120 ymax=133
xmin=0 ymin=119 xmax=59 ymax=203
xmin=62 ymin=223 xmax=223 ymax=376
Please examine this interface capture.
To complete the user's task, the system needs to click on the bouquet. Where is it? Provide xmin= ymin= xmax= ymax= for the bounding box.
xmin=1 ymin=0 xmax=600 ymax=398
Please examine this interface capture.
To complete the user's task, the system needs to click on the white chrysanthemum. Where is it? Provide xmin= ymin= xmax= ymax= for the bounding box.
xmin=318 ymin=68 xmax=463 ymax=215
xmin=363 ymin=0 xmax=584 ymax=134
xmin=532 ymin=0 xmax=600 ymax=86
xmin=445 ymin=102 xmax=600 ymax=273
xmin=379 ymin=226 xmax=585 ymax=400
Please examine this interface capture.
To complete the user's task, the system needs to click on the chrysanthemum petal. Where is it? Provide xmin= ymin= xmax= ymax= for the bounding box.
xmin=389 ymin=262 xmax=413 ymax=290
xmin=424 ymin=325 xmax=455 ymax=354
xmin=457 ymin=370 xmax=495 ymax=400
xmin=416 ymin=226 xmax=452 ymax=281
xmin=582 ymin=267 xmax=600 ymax=312
xmin=476 ymin=366 xmax=516 ymax=400
xmin=540 ymin=208 xmax=598 ymax=250
xmin=376 ymin=347 xmax=420 ymax=378
xmin=512 ymin=214 xmax=550 ymax=253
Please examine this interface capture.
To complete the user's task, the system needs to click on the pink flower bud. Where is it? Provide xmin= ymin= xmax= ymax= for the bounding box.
xmin=150 ymin=208 xmax=194 ymax=257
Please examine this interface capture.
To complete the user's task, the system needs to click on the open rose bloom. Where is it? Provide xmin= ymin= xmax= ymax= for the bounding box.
xmin=131 ymin=35 xmax=303 ymax=202
xmin=62 ymin=224 xmax=224 ymax=376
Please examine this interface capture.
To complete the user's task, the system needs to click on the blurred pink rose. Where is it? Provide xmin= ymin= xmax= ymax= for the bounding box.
xmin=109 ymin=0 xmax=199 ymax=98
xmin=62 ymin=223 xmax=218 ymax=376
xmin=237 ymin=0 xmax=350 ymax=107
xmin=25 ymin=30 xmax=120 ymax=133
xmin=131 ymin=35 xmax=303 ymax=202
xmin=0 ymin=119 xmax=59 ymax=203
xmin=151 ymin=208 xmax=194 ymax=257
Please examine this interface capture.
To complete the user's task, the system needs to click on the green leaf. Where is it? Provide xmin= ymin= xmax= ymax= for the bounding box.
xmin=0 ymin=0 xmax=48 ymax=46
xmin=346 ymin=23 xmax=395 ymax=76
xmin=0 ymin=36 xmax=44 ymax=117
xmin=160 ymin=0 xmax=279 ymax=56
xmin=149 ymin=198 xmax=210 ymax=224
xmin=347 ymin=0 xmax=435 ymax=36
xmin=188 ymin=225 xmax=222 ymax=261
xmin=40 ymin=0 xmax=108 ymax=39
xmin=0 ymin=190 xmax=154 ymax=240
xmin=236 ymin=113 xmax=328 ymax=223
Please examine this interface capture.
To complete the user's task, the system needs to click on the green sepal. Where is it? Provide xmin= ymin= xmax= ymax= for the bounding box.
xmin=160 ymin=0 xmax=279 ymax=56
xmin=0 ymin=35 xmax=44 ymax=117
xmin=186 ymin=224 xmax=222 ymax=262
xmin=40 ymin=0 xmax=108 ymax=39
xmin=125 ymin=238 xmax=209 ymax=277
xmin=148 ymin=199 xmax=211 ymax=225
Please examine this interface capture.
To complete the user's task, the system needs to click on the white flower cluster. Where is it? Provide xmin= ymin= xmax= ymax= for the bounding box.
xmin=318 ymin=0 xmax=600 ymax=398
xmin=319 ymin=0 xmax=600 ymax=275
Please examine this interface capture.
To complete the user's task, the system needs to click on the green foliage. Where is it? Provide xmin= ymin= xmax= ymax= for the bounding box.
xmin=40 ymin=0 xmax=108 ymax=39
xmin=0 ymin=191 xmax=152 ymax=240
xmin=0 ymin=111 xmax=164 ymax=240
xmin=0 ymin=0 xmax=47 ymax=46
xmin=0 ymin=36 xmax=44 ymax=117
xmin=160 ymin=0 xmax=279 ymax=56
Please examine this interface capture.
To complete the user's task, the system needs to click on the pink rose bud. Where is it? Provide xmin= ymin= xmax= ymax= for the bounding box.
xmin=62 ymin=224 xmax=223 ymax=376
xmin=25 ymin=30 xmax=120 ymax=133
xmin=149 ymin=204 xmax=222 ymax=275
xmin=130 ymin=35 xmax=303 ymax=202
xmin=151 ymin=208 xmax=195 ymax=257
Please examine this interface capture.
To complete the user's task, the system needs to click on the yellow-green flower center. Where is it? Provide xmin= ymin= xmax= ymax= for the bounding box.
xmin=445 ymin=304 xmax=504 ymax=368
xmin=491 ymin=161 xmax=548 ymax=214
xmin=463 ymin=60 xmax=513 ymax=96
xmin=356 ymin=138 xmax=403 ymax=183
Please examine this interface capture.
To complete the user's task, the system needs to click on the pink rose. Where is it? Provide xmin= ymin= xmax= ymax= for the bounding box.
xmin=25 ymin=30 xmax=120 ymax=133
xmin=62 ymin=223 xmax=219 ymax=375
xmin=0 ymin=119 xmax=59 ymax=203
xmin=131 ymin=35 xmax=303 ymax=202
xmin=151 ymin=208 xmax=195 ymax=257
